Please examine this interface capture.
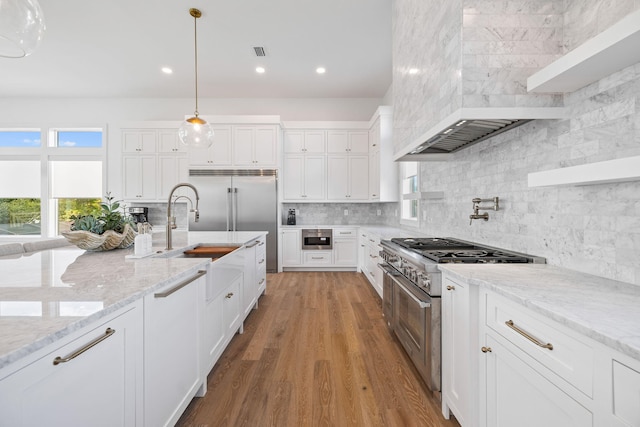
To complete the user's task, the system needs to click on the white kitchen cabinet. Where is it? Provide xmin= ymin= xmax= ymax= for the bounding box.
xmin=122 ymin=129 xmax=156 ymax=153
xmin=158 ymin=155 xmax=188 ymax=200
xmin=327 ymin=155 xmax=369 ymax=200
xmin=223 ymin=277 xmax=243 ymax=337
xmin=361 ymin=231 xmax=382 ymax=297
xmin=256 ymin=236 xmax=267 ymax=295
xmin=281 ymin=229 xmax=302 ymax=266
xmin=482 ymin=333 xmax=592 ymax=427
xmin=368 ymin=107 xmax=398 ymax=202
xmin=283 ymin=130 xmax=325 ymax=153
xmin=188 ymin=125 xmax=233 ymax=167
xmin=442 ymin=275 xmax=475 ymax=426
xmin=0 ymin=302 xmax=143 ymax=427
xmin=282 ymin=154 xmax=326 ymax=201
xmin=242 ymin=241 xmax=258 ymax=318
xmin=327 ymin=130 xmax=368 ymax=154
xmin=610 ymin=357 xmax=640 ymax=426
xmin=333 ymin=228 xmax=358 ymax=266
xmin=144 ymin=269 xmax=206 ymax=427
xmin=122 ymin=155 xmax=157 ymax=200
xmin=232 ymin=125 xmax=278 ymax=167
xmin=158 ymin=129 xmax=186 ymax=153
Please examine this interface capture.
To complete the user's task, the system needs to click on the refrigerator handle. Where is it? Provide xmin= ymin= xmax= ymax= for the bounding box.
xmin=232 ymin=187 xmax=238 ymax=231
xmin=226 ymin=188 xmax=232 ymax=231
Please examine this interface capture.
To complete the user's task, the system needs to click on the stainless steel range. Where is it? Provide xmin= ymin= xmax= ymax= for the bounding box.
xmin=378 ymin=237 xmax=544 ymax=394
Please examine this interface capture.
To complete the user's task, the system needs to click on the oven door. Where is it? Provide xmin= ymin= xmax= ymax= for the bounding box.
xmin=391 ymin=272 xmax=441 ymax=392
xmin=378 ymin=263 xmax=399 ymax=330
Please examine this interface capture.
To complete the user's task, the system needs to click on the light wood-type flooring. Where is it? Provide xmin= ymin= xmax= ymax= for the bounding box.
xmin=177 ymin=272 xmax=460 ymax=427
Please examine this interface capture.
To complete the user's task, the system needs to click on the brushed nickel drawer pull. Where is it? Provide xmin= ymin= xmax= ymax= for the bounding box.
xmin=481 ymin=346 xmax=492 ymax=353
xmin=505 ymin=320 xmax=553 ymax=350
xmin=258 ymin=278 xmax=265 ymax=285
xmin=245 ymin=241 xmax=259 ymax=248
xmin=53 ymin=328 xmax=115 ymax=366
xmin=258 ymin=259 xmax=265 ymax=264
xmin=154 ymin=270 xmax=206 ymax=298
xmin=446 ymin=285 xmax=455 ymax=291
xmin=225 ymin=292 xmax=234 ymax=299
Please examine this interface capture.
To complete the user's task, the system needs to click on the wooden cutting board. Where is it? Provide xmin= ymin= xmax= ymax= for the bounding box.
xmin=183 ymin=246 xmax=238 ymax=257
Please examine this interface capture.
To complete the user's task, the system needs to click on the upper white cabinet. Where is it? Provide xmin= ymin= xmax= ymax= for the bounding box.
xmin=283 ymin=154 xmax=326 ymax=200
xmin=158 ymin=129 xmax=186 ymax=153
xmin=188 ymin=125 xmax=233 ymax=167
xmin=122 ymin=130 xmax=156 ymax=153
xmin=327 ymin=155 xmax=369 ymax=200
xmin=232 ymin=125 xmax=278 ymax=167
xmin=327 ymin=130 xmax=369 ymax=154
xmin=122 ymin=155 xmax=157 ymax=200
xmin=284 ymin=130 xmax=325 ymax=153
xmin=368 ymin=107 xmax=398 ymax=202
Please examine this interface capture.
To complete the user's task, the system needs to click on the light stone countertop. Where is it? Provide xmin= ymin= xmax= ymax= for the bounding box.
xmin=0 ymin=231 xmax=267 ymax=369
xmin=438 ymin=264 xmax=640 ymax=361
xmin=279 ymin=224 xmax=422 ymax=241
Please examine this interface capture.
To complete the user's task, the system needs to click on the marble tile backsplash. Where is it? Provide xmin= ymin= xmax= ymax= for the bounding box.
xmin=282 ymin=203 xmax=394 ymax=226
xmin=391 ymin=64 xmax=640 ymax=285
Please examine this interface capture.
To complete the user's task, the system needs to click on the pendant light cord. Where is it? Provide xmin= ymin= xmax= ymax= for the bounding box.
xmin=193 ymin=10 xmax=200 ymax=118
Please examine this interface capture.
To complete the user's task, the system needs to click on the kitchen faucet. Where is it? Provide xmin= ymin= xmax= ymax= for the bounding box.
xmin=169 ymin=195 xmax=196 ymax=230
xmin=166 ymin=183 xmax=200 ymax=250
xmin=469 ymin=197 xmax=499 ymax=225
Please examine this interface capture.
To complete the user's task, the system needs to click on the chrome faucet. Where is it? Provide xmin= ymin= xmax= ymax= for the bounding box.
xmin=166 ymin=183 xmax=200 ymax=250
xmin=469 ymin=197 xmax=499 ymax=225
xmin=169 ymin=195 xmax=195 ymax=230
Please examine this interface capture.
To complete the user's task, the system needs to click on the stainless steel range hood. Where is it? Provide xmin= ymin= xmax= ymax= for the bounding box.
xmin=395 ymin=107 xmax=566 ymax=161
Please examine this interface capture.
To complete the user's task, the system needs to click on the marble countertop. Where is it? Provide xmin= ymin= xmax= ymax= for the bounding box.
xmin=0 ymin=231 xmax=267 ymax=369
xmin=279 ymin=224 xmax=421 ymax=240
xmin=438 ymin=264 xmax=640 ymax=361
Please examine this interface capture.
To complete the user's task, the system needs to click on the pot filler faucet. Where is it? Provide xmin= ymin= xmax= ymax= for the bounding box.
xmin=469 ymin=197 xmax=499 ymax=225
xmin=166 ymin=183 xmax=200 ymax=250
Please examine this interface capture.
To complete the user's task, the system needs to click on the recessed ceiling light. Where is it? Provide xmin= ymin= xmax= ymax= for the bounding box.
xmin=161 ymin=67 xmax=173 ymax=74
xmin=256 ymin=66 xmax=265 ymax=74
xmin=408 ymin=68 xmax=418 ymax=75
xmin=316 ymin=67 xmax=326 ymax=74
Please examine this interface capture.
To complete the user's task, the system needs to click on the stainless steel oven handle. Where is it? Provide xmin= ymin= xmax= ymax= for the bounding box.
xmin=378 ymin=263 xmax=400 ymax=276
xmin=390 ymin=274 xmax=430 ymax=308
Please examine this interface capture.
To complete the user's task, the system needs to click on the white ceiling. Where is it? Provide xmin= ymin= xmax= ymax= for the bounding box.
xmin=0 ymin=0 xmax=392 ymax=99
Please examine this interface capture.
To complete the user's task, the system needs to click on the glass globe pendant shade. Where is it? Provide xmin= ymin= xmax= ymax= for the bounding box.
xmin=0 ymin=0 xmax=46 ymax=58
xmin=178 ymin=115 xmax=215 ymax=149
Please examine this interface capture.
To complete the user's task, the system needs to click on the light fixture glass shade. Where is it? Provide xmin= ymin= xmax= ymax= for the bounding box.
xmin=0 ymin=0 xmax=46 ymax=58
xmin=178 ymin=116 xmax=215 ymax=149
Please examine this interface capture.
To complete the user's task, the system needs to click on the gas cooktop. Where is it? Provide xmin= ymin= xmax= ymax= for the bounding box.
xmin=389 ymin=237 xmax=533 ymax=264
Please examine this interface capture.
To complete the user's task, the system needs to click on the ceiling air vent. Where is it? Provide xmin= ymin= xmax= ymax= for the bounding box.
xmin=253 ymin=46 xmax=266 ymax=57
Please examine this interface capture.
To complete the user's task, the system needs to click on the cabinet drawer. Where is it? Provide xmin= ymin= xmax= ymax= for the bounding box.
xmin=334 ymin=228 xmax=357 ymax=238
xmin=485 ymin=292 xmax=594 ymax=397
xmin=303 ymin=251 xmax=332 ymax=265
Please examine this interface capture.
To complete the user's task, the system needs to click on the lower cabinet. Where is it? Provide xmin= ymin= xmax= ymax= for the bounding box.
xmin=281 ymin=229 xmax=302 ymax=266
xmin=362 ymin=232 xmax=383 ymax=297
xmin=0 ymin=302 xmax=143 ymax=427
xmin=333 ymin=228 xmax=358 ymax=266
xmin=144 ymin=270 xmax=206 ymax=427
xmin=482 ymin=333 xmax=592 ymax=427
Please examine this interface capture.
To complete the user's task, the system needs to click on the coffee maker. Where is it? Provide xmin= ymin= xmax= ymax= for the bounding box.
xmin=286 ymin=209 xmax=296 ymax=225
xmin=128 ymin=207 xmax=149 ymax=224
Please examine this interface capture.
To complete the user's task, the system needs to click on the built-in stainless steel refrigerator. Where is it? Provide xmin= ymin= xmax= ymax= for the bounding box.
xmin=188 ymin=169 xmax=278 ymax=272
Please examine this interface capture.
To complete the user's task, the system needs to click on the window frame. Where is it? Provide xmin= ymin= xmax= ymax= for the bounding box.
xmin=400 ymin=161 xmax=420 ymax=227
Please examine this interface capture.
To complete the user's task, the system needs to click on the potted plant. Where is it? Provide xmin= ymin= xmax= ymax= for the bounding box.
xmin=62 ymin=193 xmax=137 ymax=251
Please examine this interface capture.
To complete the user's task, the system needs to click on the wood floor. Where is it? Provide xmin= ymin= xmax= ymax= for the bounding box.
xmin=177 ymin=272 xmax=460 ymax=427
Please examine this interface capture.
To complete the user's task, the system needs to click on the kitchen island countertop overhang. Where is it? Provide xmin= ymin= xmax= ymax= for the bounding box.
xmin=0 ymin=231 xmax=268 ymax=370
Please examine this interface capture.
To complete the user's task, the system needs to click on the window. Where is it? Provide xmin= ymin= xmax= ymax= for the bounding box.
xmin=0 ymin=130 xmax=41 ymax=148
xmin=51 ymin=130 xmax=102 ymax=148
xmin=0 ymin=127 xmax=105 ymax=237
xmin=0 ymin=161 xmax=41 ymax=235
xmin=401 ymin=162 xmax=419 ymax=224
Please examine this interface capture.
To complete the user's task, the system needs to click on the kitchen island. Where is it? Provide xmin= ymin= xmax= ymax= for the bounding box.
xmin=0 ymin=230 xmax=267 ymax=427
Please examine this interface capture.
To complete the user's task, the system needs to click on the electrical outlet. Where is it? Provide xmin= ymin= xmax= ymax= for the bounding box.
xmin=377 ymin=209 xmax=381 ymax=216
xmin=344 ymin=209 xmax=349 ymax=216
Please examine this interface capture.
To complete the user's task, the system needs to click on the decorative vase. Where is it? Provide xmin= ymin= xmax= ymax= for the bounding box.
xmin=62 ymin=224 xmax=137 ymax=251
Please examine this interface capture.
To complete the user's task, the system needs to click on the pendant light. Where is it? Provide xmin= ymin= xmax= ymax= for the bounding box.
xmin=178 ymin=8 xmax=214 ymax=149
xmin=0 ymin=0 xmax=46 ymax=58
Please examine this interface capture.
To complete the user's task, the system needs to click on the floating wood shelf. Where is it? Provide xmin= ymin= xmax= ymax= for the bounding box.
xmin=528 ymin=10 xmax=640 ymax=93
xmin=528 ymin=156 xmax=640 ymax=187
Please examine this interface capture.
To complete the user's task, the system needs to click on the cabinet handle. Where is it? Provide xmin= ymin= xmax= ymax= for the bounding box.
xmin=225 ymin=292 xmax=234 ymax=298
xmin=258 ymin=259 xmax=265 ymax=264
xmin=311 ymin=257 xmax=324 ymax=260
xmin=154 ymin=270 xmax=206 ymax=298
xmin=259 ymin=278 xmax=265 ymax=285
xmin=245 ymin=241 xmax=260 ymax=248
xmin=53 ymin=328 xmax=115 ymax=366
xmin=446 ymin=285 xmax=455 ymax=291
xmin=258 ymin=241 xmax=265 ymax=246
xmin=505 ymin=320 xmax=554 ymax=350
xmin=481 ymin=346 xmax=492 ymax=353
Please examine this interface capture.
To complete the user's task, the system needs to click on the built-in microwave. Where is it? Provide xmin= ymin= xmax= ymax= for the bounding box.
xmin=301 ymin=229 xmax=332 ymax=250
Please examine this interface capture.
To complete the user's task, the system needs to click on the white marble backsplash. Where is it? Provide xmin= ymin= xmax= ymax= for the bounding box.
xmin=282 ymin=203 xmax=394 ymax=226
